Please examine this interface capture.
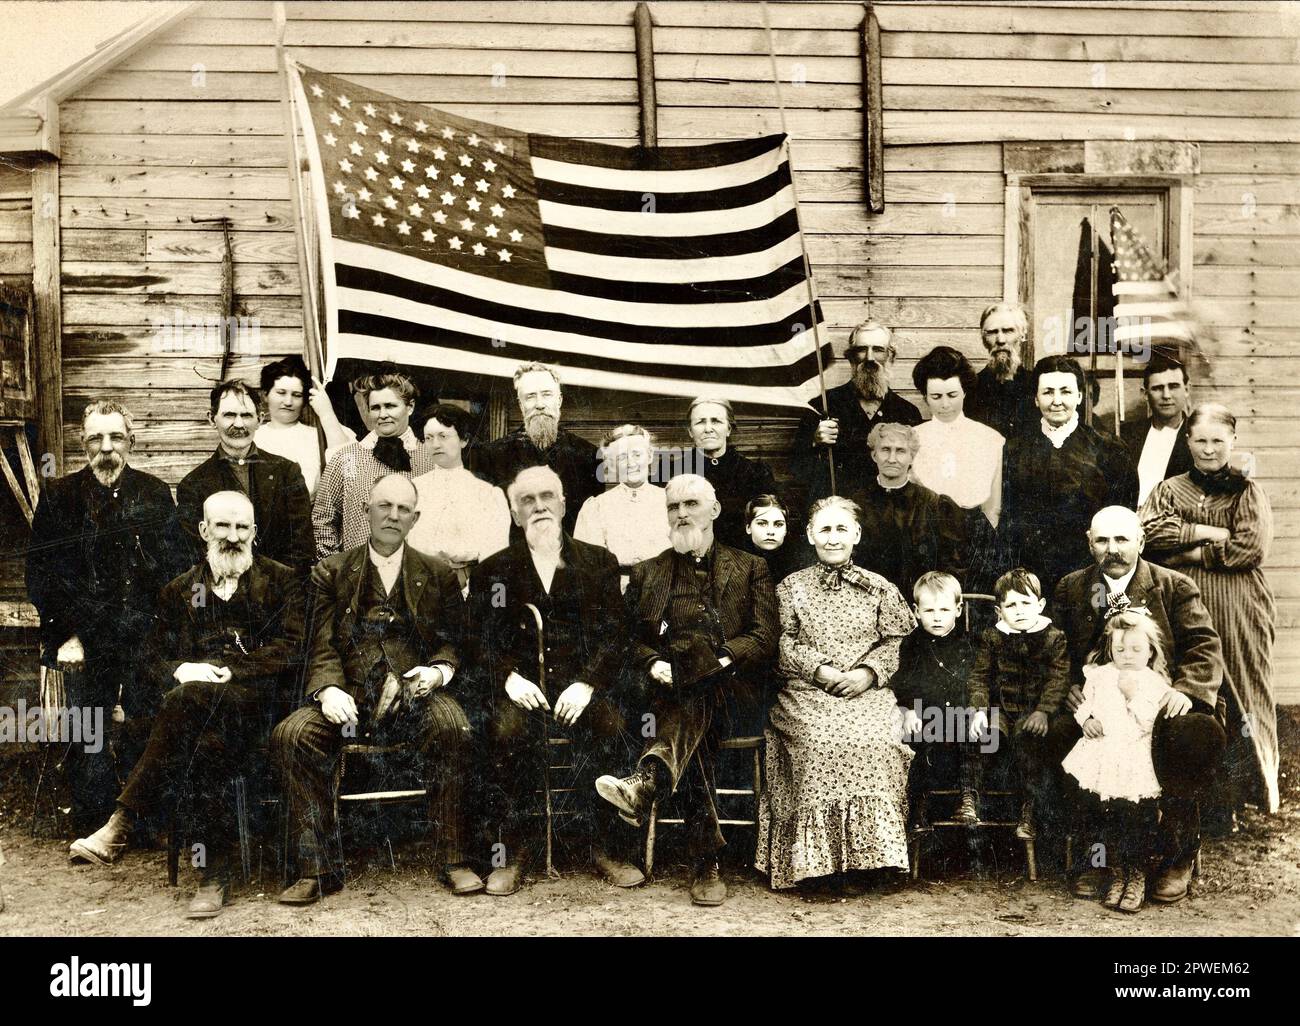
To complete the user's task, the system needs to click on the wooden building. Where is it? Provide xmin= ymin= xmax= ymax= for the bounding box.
xmin=0 ymin=0 xmax=1296 ymax=707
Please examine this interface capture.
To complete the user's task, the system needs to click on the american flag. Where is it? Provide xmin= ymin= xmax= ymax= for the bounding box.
xmin=289 ymin=63 xmax=832 ymax=409
xmin=1109 ymin=205 xmax=1195 ymax=362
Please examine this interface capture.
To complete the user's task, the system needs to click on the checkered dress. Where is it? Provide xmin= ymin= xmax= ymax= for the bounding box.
xmin=311 ymin=434 xmax=438 ymax=559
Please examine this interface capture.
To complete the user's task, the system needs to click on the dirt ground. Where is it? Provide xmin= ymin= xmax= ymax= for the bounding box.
xmin=2 ymin=711 xmax=1298 ymax=938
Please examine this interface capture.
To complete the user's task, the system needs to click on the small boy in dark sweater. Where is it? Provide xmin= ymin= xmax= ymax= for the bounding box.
xmin=967 ymin=568 xmax=1071 ymax=838
xmin=893 ymin=572 xmax=979 ymax=831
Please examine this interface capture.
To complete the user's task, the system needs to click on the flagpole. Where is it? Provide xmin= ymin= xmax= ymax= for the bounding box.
xmin=761 ymin=1 xmax=835 ymax=495
xmin=272 ymin=4 xmax=326 ymax=392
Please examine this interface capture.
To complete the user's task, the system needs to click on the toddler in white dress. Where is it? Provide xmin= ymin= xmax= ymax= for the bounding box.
xmin=1062 ymin=610 xmax=1175 ymax=914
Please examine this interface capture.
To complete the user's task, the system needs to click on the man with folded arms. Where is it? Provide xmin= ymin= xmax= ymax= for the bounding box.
xmin=272 ymin=474 xmax=477 ymax=902
xmin=69 ymin=491 xmax=303 ymax=919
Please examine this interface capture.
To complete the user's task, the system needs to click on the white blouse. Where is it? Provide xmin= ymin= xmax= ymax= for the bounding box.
xmin=911 ymin=414 xmax=1004 ymax=524
xmin=574 ymin=482 xmax=672 ymax=569
xmin=255 ymin=421 xmax=322 ymax=496
xmin=408 ymin=465 xmax=511 ymax=564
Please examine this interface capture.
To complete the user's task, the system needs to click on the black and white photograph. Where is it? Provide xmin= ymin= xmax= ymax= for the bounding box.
xmin=0 ymin=0 xmax=1296 ymax=1002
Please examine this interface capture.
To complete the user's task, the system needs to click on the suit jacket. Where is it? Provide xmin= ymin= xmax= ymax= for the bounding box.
xmin=667 ymin=446 xmax=777 ymax=550
xmin=967 ymin=364 xmax=1035 ymax=441
xmin=1120 ymin=415 xmax=1194 ymax=484
xmin=792 ymin=383 xmax=924 ymax=500
xmin=26 ymin=464 xmax=189 ymax=666
xmin=468 ymin=534 xmax=626 ymax=697
xmin=176 ymin=446 xmax=313 ymax=573
xmin=624 ymin=542 xmax=778 ymax=690
xmin=1051 ymin=558 xmax=1223 ymax=711
xmin=144 ymin=555 xmax=304 ymax=705
xmin=471 ymin=427 xmax=601 ymax=538
xmin=303 ymin=543 xmax=464 ymax=702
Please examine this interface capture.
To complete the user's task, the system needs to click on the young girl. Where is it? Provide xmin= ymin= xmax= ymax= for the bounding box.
xmin=744 ymin=494 xmax=805 ymax=584
xmin=1061 ymin=610 xmax=1176 ymax=914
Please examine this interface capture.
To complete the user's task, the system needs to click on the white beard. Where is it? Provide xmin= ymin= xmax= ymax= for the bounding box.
xmin=990 ymin=348 xmax=1020 ymax=382
xmin=525 ymin=517 xmax=563 ymax=559
xmin=207 ymin=540 xmax=253 ymax=581
xmin=852 ymin=363 xmax=888 ymax=401
xmin=90 ymin=453 xmax=125 ymax=487
xmin=670 ymin=523 xmax=706 ymax=555
xmin=524 ymin=412 xmax=559 ymax=451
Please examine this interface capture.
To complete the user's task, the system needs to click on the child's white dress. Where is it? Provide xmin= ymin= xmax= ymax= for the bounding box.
xmin=1061 ymin=663 xmax=1173 ymax=802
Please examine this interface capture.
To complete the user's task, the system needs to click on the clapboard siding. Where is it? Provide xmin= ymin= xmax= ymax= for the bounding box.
xmin=34 ymin=0 xmax=1297 ymax=702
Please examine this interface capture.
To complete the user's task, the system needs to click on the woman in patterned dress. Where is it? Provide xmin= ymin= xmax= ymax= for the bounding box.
xmin=756 ymin=496 xmax=918 ymax=890
xmin=1139 ymin=402 xmax=1278 ymax=817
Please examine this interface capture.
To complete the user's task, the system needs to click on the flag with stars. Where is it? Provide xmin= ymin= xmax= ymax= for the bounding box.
xmin=289 ymin=63 xmax=830 ymax=409
xmin=1109 ymin=205 xmax=1196 ymax=362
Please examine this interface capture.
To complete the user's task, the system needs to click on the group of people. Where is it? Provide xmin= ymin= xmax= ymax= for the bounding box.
xmin=25 ymin=301 xmax=1277 ymax=921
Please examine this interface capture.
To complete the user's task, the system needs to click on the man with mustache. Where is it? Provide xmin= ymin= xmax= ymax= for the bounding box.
xmin=313 ymin=371 xmax=439 ymax=559
xmin=596 ymin=474 xmax=778 ymax=906
xmin=274 ymin=474 xmax=475 ymax=902
xmin=1001 ymin=355 xmax=1138 ymax=598
xmin=177 ymin=381 xmax=313 ymax=574
xmin=473 ymin=362 xmax=601 ymax=538
xmin=26 ymin=400 xmax=189 ymax=835
xmin=68 ymin=491 xmax=304 ymax=919
xmin=1050 ymin=506 xmax=1225 ymax=905
xmin=792 ymin=321 xmax=922 ymax=501
xmin=967 ymin=303 xmax=1037 ymax=440
xmin=467 ymin=465 xmax=641 ymax=894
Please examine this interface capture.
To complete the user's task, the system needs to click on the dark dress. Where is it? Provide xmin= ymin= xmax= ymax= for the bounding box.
xmin=1000 ymin=422 xmax=1137 ymax=596
xmin=848 ymin=477 xmax=968 ymax=600
xmin=471 ymin=426 xmax=601 ymax=538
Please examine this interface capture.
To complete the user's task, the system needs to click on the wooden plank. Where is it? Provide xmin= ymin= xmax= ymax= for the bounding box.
xmin=62 ymin=133 xmax=289 ymax=167
xmin=1199 ymin=143 xmax=1300 ymax=174
xmin=62 ymin=356 xmax=291 ymax=390
xmin=61 ymin=198 xmax=295 ymax=233
xmin=62 ymin=293 xmax=303 ymax=327
xmin=0 ymin=242 xmax=33 ymax=274
xmin=806 ymin=233 xmax=1003 ymax=266
xmin=815 ymin=266 xmax=1003 ymax=298
xmin=883 ymin=59 xmax=1300 ymax=91
xmin=871 ymin=4 xmax=1300 ymax=38
xmin=797 ymin=171 xmax=1005 ymax=204
xmin=798 ymin=203 xmax=1004 ymax=236
xmin=0 ymin=203 xmax=33 ymax=243
xmin=1200 ymin=298 xmax=1300 ymax=327
xmin=63 ymin=325 xmax=306 ymax=359
xmin=1196 ymin=204 xmax=1300 ymax=236
xmin=1194 ymin=268 xmax=1300 ymax=298
xmin=884 ymin=112 xmax=1300 ymax=145
xmin=63 ymin=166 xmax=292 ymax=201
xmin=61 ymin=261 xmax=300 ymax=296
xmin=882 ymin=31 xmax=1300 ymax=64
xmin=886 ymin=86 xmax=1300 ymax=119
xmin=1196 ymin=176 xmax=1300 ymax=205
xmin=61 ymin=228 xmax=147 ymax=261
xmin=1195 ymin=238 xmax=1300 ymax=267
xmin=31 ymin=160 xmax=61 ymax=477
xmin=634 ymin=1 xmax=657 ymax=147
xmin=146 ymin=229 xmax=297 ymax=263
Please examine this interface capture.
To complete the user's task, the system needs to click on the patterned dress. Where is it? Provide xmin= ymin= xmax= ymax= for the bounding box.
xmin=756 ymin=563 xmax=917 ymax=889
xmin=1140 ymin=472 xmax=1279 ymax=813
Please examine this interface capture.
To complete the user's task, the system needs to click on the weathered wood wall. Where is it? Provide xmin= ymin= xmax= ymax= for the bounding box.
xmin=32 ymin=0 xmax=1300 ymax=699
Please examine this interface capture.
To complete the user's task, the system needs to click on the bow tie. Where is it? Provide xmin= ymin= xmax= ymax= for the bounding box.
xmin=373 ymin=435 xmax=412 ymax=472
xmin=1105 ymin=591 xmax=1132 ymax=617
xmin=817 ymin=562 xmax=871 ymax=593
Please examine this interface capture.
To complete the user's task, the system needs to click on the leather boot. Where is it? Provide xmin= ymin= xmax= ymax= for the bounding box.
xmin=69 ymin=806 xmax=131 ymax=865
xmin=690 ymin=858 xmax=727 ymax=907
xmin=595 ymin=763 xmax=658 ymax=827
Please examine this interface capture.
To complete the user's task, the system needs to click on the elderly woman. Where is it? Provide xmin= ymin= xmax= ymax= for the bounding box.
xmin=849 ymin=422 xmax=968 ymax=598
xmin=575 ymin=424 xmax=671 ymax=586
xmin=669 ymin=396 xmax=776 ymax=550
xmin=911 ymin=346 xmax=1004 ymax=528
xmin=253 ymin=355 xmax=355 ymax=496
xmin=756 ymin=496 xmax=917 ymax=890
xmin=1139 ymin=403 xmax=1278 ymax=818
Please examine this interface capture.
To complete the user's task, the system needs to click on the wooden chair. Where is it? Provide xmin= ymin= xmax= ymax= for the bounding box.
xmin=642 ymin=735 xmax=763 ymax=879
xmin=166 ymin=764 xmax=282 ymax=887
xmin=908 ymin=593 xmax=1038 ymax=881
xmin=330 ymin=740 xmax=428 ymax=878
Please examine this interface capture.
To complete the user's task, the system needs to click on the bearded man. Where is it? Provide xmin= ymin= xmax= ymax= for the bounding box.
xmin=966 ymin=303 xmax=1037 ymax=440
xmin=68 ymin=491 xmax=304 ymax=919
xmin=471 ymin=362 xmax=601 ymax=538
xmin=793 ymin=321 xmax=922 ymax=501
xmin=467 ymin=465 xmax=642 ymax=895
xmin=26 ymin=399 xmax=189 ymax=834
xmin=596 ymin=474 xmax=778 ymax=907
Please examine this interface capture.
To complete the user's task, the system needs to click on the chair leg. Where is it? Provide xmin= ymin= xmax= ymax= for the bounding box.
xmin=1024 ymin=838 xmax=1038 ymax=882
xmin=235 ymin=777 xmax=252 ymax=885
xmin=29 ymin=743 xmax=54 ymax=837
xmin=909 ymin=834 xmax=921 ymax=881
xmin=167 ymin=807 xmax=180 ymax=888
xmin=644 ymin=800 xmax=657 ymax=880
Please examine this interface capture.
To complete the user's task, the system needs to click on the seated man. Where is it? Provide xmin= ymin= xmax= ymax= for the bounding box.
xmin=68 ymin=491 xmax=304 ymax=920
xmin=468 ymin=465 xmax=642 ymax=895
xmin=1051 ymin=505 xmax=1226 ymax=905
xmin=596 ymin=474 xmax=778 ymax=907
xmin=272 ymin=474 xmax=476 ymax=902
